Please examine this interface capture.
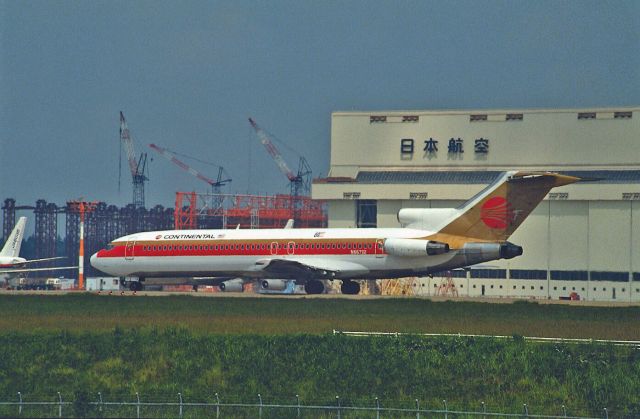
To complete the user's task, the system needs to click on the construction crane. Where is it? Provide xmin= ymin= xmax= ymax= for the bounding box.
xmin=248 ymin=117 xmax=312 ymax=226
xmin=148 ymin=143 xmax=232 ymax=196
xmin=119 ymin=111 xmax=148 ymax=208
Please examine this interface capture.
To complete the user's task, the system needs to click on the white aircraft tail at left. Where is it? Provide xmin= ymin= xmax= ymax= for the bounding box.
xmin=0 ymin=217 xmax=26 ymax=258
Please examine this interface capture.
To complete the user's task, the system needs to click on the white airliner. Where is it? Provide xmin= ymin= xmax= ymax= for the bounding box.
xmin=91 ymin=171 xmax=579 ymax=294
xmin=0 ymin=217 xmax=77 ymax=287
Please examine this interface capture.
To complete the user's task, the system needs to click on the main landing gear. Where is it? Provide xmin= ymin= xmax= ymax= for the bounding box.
xmin=304 ymin=280 xmax=361 ymax=295
xmin=304 ymin=280 xmax=324 ymax=295
xmin=124 ymin=278 xmax=144 ymax=292
xmin=340 ymin=280 xmax=360 ymax=295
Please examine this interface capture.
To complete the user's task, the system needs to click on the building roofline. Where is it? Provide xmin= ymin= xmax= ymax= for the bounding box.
xmin=332 ymin=106 xmax=639 ymax=117
xmin=313 ymin=170 xmax=640 ymax=185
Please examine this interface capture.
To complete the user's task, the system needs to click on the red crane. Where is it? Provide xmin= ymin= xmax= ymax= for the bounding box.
xmin=149 ymin=144 xmax=231 ymax=195
xmin=148 ymin=143 xmax=232 ymax=195
xmin=248 ymin=117 xmax=312 ymax=226
xmin=119 ymin=112 xmax=148 ymax=208
xmin=150 ymin=144 xmax=231 ymax=230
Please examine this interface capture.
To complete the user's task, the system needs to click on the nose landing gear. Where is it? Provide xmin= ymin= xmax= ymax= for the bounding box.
xmin=129 ymin=281 xmax=143 ymax=292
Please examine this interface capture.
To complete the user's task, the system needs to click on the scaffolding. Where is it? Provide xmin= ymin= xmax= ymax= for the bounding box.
xmin=65 ymin=202 xmax=174 ymax=279
xmin=174 ymin=192 xmax=327 ymax=230
xmin=175 ymin=192 xmax=198 ymax=230
xmin=378 ymin=278 xmax=416 ymax=296
xmin=435 ymin=271 xmax=459 ymax=297
xmin=3 ymin=199 xmax=59 ymax=276
xmin=2 ymin=198 xmax=16 ymax=243
xmin=34 ymin=200 xmax=59 ymax=270
xmin=0 ymin=192 xmax=319 ymax=282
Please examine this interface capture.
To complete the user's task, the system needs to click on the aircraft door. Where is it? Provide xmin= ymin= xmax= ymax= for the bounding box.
xmin=125 ymin=240 xmax=136 ymax=261
xmin=269 ymin=242 xmax=279 ymax=255
xmin=287 ymin=241 xmax=295 ymax=255
xmin=375 ymin=239 xmax=385 ymax=258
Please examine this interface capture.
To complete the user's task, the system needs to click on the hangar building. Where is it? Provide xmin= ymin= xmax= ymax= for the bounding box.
xmin=312 ymin=107 xmax=640 ymax=302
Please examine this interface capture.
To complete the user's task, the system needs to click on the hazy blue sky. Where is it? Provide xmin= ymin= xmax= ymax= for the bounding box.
xmin=1 ymin=0 xmax=638 ymax=210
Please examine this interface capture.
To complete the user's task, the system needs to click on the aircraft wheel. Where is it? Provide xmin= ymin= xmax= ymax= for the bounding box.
xmin=129 ymin=281 xmax=143 ymax=292
xmin=304 ymin=280 xmax=324 ymax=294
xmin=341 ymin=280 xmax=360 ymax=295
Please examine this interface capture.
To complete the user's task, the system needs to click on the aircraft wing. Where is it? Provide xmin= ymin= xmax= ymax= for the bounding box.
xmin=251 ymin=257 xmax=369 ymax=279
xmin=22 ymin=257 xmax=68 ymax=264
xmin=453 ymin=264 xmax=499 ymax=271
xmin=0 ymin=266 xmax=78 ymax=274
xmin=0 ymin=257 xmax=67 ymax=268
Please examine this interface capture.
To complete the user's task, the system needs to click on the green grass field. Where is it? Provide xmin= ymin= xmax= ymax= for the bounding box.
xmin=0 ymin=294 xmax=639 ymax=417
xmin=0 ymin=293 xmax=638 ymax=339
xmin=1 ymin=328 xmax=639 ymax=417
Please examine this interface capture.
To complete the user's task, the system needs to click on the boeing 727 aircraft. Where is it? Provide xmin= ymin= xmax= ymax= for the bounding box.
xmin=91 ymin=171 xmax=579 ymax=294
xmin=0 ymin=217 xmax=77 ymax=287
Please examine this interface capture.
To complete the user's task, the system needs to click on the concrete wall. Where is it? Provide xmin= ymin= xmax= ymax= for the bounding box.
xmin=327 ymin=201 xmax=356 ymax=228
xmin=410 ymin=276 xmax=639 ymax=302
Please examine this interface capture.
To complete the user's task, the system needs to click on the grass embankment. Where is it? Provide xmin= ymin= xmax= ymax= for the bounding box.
xmin=0 ymin=294 xmax=638 ymax=339
xmin=0 ymin=295 xmax=638 ymax=417
xmin=0 ymin=330 xmax=638 ymax=417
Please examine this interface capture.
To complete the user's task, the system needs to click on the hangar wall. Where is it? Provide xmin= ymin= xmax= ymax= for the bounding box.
xmin=328 ymin=109 xmax=638 ymax=173
xmin=312 ymin=107 xmax=640 ymax=301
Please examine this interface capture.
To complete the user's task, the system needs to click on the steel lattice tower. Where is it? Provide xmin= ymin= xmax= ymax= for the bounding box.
xmin=34 ymin=200 xmax=58 ymax=275
xmin=2 ymin=198 xmax=16 ymax=243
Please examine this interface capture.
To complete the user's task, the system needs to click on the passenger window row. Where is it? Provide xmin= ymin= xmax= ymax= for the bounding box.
xmin=138 ymin=242 xmax=375 ymax=252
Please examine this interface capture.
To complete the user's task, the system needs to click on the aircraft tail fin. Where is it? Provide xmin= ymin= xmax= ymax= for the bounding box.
xmin=437 ymin=172 xmax=579 ymax=241
xmin=1 ymin=217 xmax=27 ymax=258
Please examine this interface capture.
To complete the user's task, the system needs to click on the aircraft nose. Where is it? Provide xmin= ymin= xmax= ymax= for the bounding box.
xmin=91 ymin=250 xmax=114 ymax=275
xmin=90 ymin=252 xmax=99 ymax=268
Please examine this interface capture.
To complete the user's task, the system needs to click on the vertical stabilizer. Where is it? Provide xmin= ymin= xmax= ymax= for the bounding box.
xmin=1 ymin=217 xmax=27 ymax=258
xmin=438 ymin=172 xmax=579 ymax=241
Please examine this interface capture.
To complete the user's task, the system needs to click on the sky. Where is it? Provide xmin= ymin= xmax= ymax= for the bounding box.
xmin=1 ymin=0 xmax=638 ymax=213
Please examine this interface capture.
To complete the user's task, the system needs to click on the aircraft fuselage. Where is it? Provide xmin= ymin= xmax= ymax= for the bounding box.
xmin=90 ymin=227 xmax=485 ymax=280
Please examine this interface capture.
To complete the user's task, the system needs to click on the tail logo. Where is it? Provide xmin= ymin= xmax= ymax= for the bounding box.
xmin=480 ymin=197 xmax=513 ymax=229
xmin=11 ymin=229 xmax=20 ymax=249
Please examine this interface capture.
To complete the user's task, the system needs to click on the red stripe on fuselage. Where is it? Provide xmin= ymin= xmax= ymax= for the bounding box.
xmin=97 ymin=239 xmax=384 ymax=258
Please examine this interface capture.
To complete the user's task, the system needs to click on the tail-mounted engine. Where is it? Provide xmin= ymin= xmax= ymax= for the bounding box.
xmin=462 ymin=241 xmax=523 ymax=265
xmin=499 ymin=242 xmax=524 ymax=259
xmin=383 ymin=238 xmax=450 ymax=257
